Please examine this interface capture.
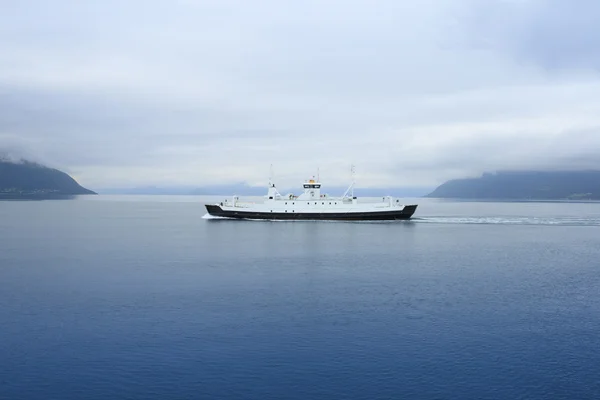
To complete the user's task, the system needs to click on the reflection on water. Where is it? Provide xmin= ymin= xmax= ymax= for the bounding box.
xmin=1 ymin=196 xmax=599 ymax=400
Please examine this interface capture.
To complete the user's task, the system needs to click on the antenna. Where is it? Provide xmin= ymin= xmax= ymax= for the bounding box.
xmin=351 ymin=164 xmax=355 ymax=198
xmin=317 ymin=167 xmax=320 ymax=182
xmin=269 ymin=164 xmax=274 ymax=187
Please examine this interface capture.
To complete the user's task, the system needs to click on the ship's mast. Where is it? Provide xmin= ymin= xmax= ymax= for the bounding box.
xmin=342 ymin=164 xmax=356 ymax=198
xmin=266 ymin=164 xmax=282 ymax=199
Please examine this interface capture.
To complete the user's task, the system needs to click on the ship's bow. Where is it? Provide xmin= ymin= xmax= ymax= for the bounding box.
xmin=401 ymin=204 xmax=418 ymax=219
xmin=205 ymin=204 xmax=226 ymax=217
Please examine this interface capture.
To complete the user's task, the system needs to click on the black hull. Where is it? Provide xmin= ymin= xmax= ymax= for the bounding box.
xmin=205 ymin=204 xmax=417 ymax=221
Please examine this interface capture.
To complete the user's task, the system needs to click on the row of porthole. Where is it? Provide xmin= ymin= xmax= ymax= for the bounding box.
xmin=270 ymin=201 xmax=344 ymax=212
xmin=284 ymin=202 xmax=338 ymax=205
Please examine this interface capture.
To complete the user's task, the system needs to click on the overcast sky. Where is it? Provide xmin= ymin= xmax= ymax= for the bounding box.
xmin=1 ymin=0 xmax=600 ymax=189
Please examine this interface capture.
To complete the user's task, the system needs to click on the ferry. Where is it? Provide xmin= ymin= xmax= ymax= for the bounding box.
xmin=204 ymin=169 xmax=418 ymax=221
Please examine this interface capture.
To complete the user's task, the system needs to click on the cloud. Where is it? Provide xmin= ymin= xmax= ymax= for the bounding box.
xmin=460 ymin=0 xmax=600 ymax=72
xmin=1 ymin=0 xmax=600 ymax=190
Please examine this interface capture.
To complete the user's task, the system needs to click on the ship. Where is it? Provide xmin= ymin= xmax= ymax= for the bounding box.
xmin=204 ymin=168 xmax=418 ymax=221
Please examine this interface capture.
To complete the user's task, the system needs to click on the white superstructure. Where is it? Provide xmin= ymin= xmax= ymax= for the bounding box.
xmin=205 ymin=168 xmax=418 ymax=220
xmin=218 ymin=178 xmax=407 ymax=214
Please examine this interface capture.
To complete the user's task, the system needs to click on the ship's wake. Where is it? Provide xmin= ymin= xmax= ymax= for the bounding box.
xmin=415 ymin=216 xmax=600 ymax=226
xmin=202 ymin=213 xmax=600 ymax=226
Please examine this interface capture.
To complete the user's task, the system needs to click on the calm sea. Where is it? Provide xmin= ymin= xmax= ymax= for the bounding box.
xmin=1 ymin=196 xmax=599 ymax=399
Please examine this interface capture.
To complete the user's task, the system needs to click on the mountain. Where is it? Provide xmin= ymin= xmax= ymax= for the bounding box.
xmin=426 ymin=170 xmax=600 ymax=200
xmin=0 ymin=159 xmax=96 ymax=199
xmin=99 ymin=186 xmax=198 ymax=195
xmin=97 ymin=184 xmax=265 ymax=195
xmin=190 ymin=184 xmax=268 ymax=196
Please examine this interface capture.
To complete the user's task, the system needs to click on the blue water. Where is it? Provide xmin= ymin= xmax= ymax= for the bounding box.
xmin=1 ymin=196 xmax=600 ymax=399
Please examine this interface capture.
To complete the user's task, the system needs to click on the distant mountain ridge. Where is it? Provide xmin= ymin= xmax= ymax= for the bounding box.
xmin=426 ymin=170 xmax=600 ymax=200
xmin=0 ymin=159 xmax=96 ymax=198
xmin=99 ymin=184 xmax=430 ymax=197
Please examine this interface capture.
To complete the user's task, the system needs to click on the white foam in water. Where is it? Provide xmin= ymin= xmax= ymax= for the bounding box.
xmin=417 ymin=216 xmax=600 ymax=226
xmin=201 ymin=213 xmax=231 ymax=219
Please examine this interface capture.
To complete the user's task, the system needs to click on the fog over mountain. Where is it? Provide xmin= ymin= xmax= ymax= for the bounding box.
xmin=2 ymin=0 xmax=600 ymax=189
